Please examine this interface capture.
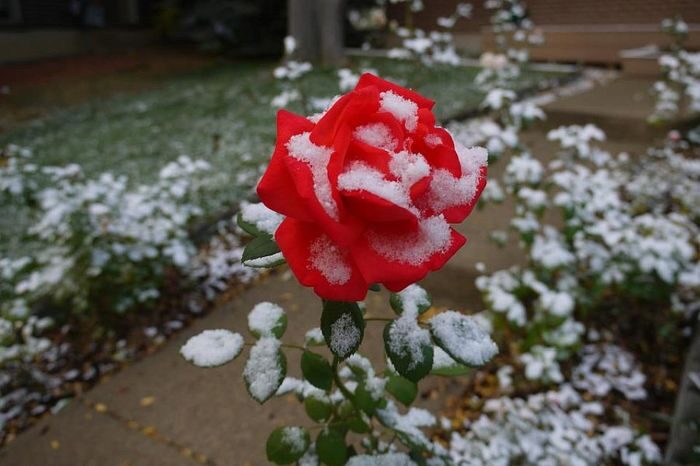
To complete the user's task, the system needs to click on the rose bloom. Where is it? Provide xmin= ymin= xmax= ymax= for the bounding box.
xmin=257 ymin=74 xmax=487 ymax=301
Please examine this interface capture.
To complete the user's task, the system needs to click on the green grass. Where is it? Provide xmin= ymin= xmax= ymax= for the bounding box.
xmin=0 ymin=57 xmax=565 ymax=255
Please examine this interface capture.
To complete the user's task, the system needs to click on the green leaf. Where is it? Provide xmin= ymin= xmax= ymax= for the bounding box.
xmin=355 ymin=382 xmax=384 ymax=415
xmin=301 ymin=350 xmax=333 ymax=391
xmin=383 ymin=321 xmax=433 ymax=383
xmin=385 ymin=374 xmax=417 ymax=406
xmin=242 ymin=235 xmax=280 ymax=263
xmin=346 ymin=415 xmax=370 ymax=434
xmin=304 ymin=396 xmax=332 ymax=422
xmin=409 ymin=449 xmax=429 ymax=466
xmin=237 ymin=212 xmax=264 ymax=237
xmin=316 ymin=428 xmax=347 ymax=466
xmin=431 ymin=362 xmax=470 ymax=377
xmin=320 ymin=301 xmax=365 ymax=360
xmin=266 ymin=426 xmax=310 ymax=464
xmin=369 ymin=283 xmax=381 ymax=292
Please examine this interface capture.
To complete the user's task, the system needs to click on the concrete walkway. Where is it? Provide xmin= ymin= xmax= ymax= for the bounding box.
xmin=0 ymin=74 xmax=665 ymax=466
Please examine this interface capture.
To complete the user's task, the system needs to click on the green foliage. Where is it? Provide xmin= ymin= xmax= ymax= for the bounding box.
xmin=266 ymin=426 xmax=310 ymax=465
xmin=316 ymin=428 xmax=348 ymax=466
xmin=301 ymin=350 xmax=333 ymax=391
xmin=385 ymin=374 xmax=418 ymax=406
xmin=320 ymin=301 xmax=365 ymax=360
xmin=304 ymin=396 xmax=332 ymax=422
xmin=241 ymin=235 xmax=281 ymax=263
xmin=383 ymin=322 xmax=433 ymax=382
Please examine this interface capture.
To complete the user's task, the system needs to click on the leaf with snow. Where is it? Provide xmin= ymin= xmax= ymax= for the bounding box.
xmin=430 ymin=311 xmax=498 ymax=367
xmin=321 ymin=301 xmax=364 ymax=360
xmin=266 ymin=426 xmax=310 ymax=464
xmin=248 ymin=302 xmax=287 ymax=338
xmin=431 ymin=346 xmax=470 ymax=377
xmin=238 ymin=202 xmax=284 ymax=236
xmin=180 ymin=329 xmax=244 ymax=367
xmin=304 ymin=327 xmax=325 ymax=346
xmin=242 ymin=235 xmax=282 ymax=268
xmin=384 ymin=318 xmax=433 ymax=383
xmin=389 ymin=284 xmax=432 ymax=315
xmin=244 ymin=337 xmax=287 ymax=403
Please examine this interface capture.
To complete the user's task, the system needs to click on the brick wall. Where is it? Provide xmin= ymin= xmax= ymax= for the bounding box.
xmin=393 ymin=0 xmax=700 ymax=32
xmin=388 ymin=0 xmax=700 ymax=63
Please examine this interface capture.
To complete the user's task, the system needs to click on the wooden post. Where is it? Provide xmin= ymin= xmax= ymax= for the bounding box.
xmin=287 ymin=0 xmax=345 ymax=64
xmin=666 ymin=318 xmax=700 ymax=465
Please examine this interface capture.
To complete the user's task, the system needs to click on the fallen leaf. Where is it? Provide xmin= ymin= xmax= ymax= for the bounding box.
xmin=50 ymin=440 xmax=60 ymax=450
xmin=94 ymin=403 xmax=107 ymax=413
xmin=140 ymin=396 xmax=156 ymax=407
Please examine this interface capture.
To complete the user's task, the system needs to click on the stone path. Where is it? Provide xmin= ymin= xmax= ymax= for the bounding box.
xmin=0 ymin=73 xmax=662 ymax=466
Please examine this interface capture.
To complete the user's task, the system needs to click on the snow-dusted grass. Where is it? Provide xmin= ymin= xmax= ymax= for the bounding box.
xmin=0 ymin=58 xmax=564 ymax=256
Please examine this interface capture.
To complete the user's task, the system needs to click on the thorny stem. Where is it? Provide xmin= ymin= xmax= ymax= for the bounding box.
xmin=332 ymin=356 xmax=356 ymax=402
xmin=244 ymin=341 xmax=305 ymax=351
xmin=363 ymin=316 xmax=394 ymax=322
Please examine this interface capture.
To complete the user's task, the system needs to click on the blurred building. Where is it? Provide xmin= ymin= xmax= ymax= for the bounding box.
xmin=0 ymin=0 xmax=154 ymax=62
xmin=389 ymin=0 xmax=700 ymax=66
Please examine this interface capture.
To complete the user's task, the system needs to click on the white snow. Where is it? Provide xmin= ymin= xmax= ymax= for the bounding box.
xmin=248 ymin=302 xmax=286 ymax=336
xmin=180 ymin=329 xmax=244 ymax=367
xmin=432 ymin=345 xmax=461 ymax=370
xmin=394 ymin=284 xmax=431 ymax=315
xmin=388 ymin=151 xmax=430 ymax=188
xmin=353 ymin=123 xmax=399 ymax=152
xmin=429 ymin=311 xmax=498 ymax=366
xmin=422 ymin=144 xmax=487 ymax=213
xmin=347 ymin=453 xmax=417 ymax=466
xmin=240 ymin=202 xmax=284 ymax=235
xmin=243 ymin=252 xmax=284 ymax=268
xmin=281 ymin=426 xmax=308 ymax=454
xmin=379 ymin=91 xmax=419 ymax=132
xmin=243 ymin=336 xmax=284 ymax=402
xmin=286 ymin=132 xmax=338 ymax=220
xmin=519 ymin=345 xmax=563 ymax=383
xmin=304 ymin=327 xmax=324 ymax=346
xmin=338 ymin=162 xmax=413 ymax=211
xmin=329 ymin=313 xmax=361 ymax=358
xmin=309 ymin=234 xmax=352 ymax=285
xmin=572 ymin=344 xmax=647 ymax=400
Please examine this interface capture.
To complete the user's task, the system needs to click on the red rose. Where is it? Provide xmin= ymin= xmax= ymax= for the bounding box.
xmin=257 ymin=74 xmax=487 ymax=301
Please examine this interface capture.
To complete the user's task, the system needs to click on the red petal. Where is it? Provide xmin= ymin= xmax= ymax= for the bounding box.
xmin=311 ymin=86 xmax=380 ymax=147
xmin=350 ymin=225 xmax=465 ymax=288
xmin=342 ymin=190 xmax=419 ymax=223
xmin=276 ymin=218 xmax=368 ymax=301
xmin=257 ymin=110 xmax=315 ymax=221
xmin=282 ymin=126 xmax=364 ymax=247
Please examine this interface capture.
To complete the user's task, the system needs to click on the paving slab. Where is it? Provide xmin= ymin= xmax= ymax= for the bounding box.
xmin=0 ymin=400 xmax=188 ymax=466
xmin=543 ymin=76 xmax=699 ymax=142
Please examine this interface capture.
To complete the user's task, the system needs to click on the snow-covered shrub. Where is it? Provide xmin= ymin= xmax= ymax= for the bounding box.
xmin=473 ymin=124 xmax=699 ymax=384
xmin=1 ymin=150 xmax=211 ymax=322
xmin=651 ymin=17 xmax=700 ymax=122
xmin=447 ymin=383 xmax=660 ymax=466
